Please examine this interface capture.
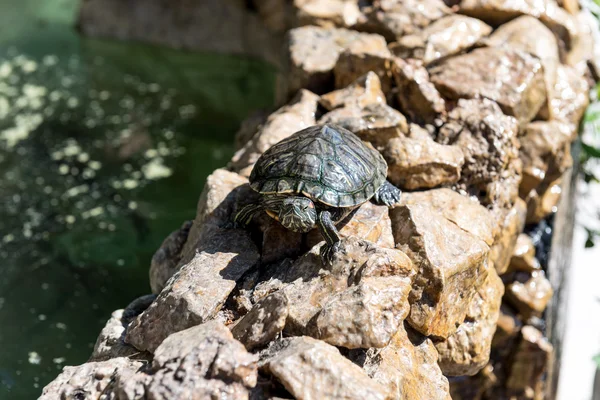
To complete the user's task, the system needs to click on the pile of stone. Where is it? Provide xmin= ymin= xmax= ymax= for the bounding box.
xmin=43 ymin=0 xmax=595 ymax=399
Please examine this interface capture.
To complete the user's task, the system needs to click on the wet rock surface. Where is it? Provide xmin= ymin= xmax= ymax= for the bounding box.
xmin=46 ymin=1 xmax=595 ymax=398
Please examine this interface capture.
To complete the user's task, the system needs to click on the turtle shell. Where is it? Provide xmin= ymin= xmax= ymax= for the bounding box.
xmin=249 ymin=124 xmax=387 ymax=207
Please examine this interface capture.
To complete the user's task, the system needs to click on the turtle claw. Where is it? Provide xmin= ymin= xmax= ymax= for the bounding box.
xmin=320 ymin=241 xmax=344 ymax=266
xmin=373 ymin=180 xmax=402 ymax=207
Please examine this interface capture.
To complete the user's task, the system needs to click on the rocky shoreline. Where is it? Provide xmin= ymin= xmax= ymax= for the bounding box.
xmin=42 ymin=1 xmax=596 ymax=399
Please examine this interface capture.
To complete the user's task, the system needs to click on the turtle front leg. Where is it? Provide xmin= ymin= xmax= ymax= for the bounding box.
xmin=372 ymin=180 xmax=402 ymax=207
xmin=317 ymin=210 xmax=343 ymax=265
xmin=233 ymin=203 xmax=264 ymax=227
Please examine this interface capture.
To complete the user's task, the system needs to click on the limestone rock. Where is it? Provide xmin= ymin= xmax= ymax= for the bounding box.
xmin=319 ymin=71 xmax=385 ymax=111
xmin=505 ymin=271 xmax=554 ymax=318
xmin=356 ymin=0 xmax=451 ymax=41
xmin=293 ymin=0 xmax=361 ymax=28
xmin=126 ymin=228 xmax=260 ymax=353
xmin=488 ymin=199 xmax=527 ymax=274
xmin=147 ymin=321 xmax=258 ymax=400
xmin=392 ymin=15 xmax=492 ymax=64
xmin=319 ymin=103 xmax=408 ymax=149
xmin=230 ymin=90 xmax=319 ymax=176
xmin=549 ymin=64 xmax=590 ymax=129
xmin=509 ymin=234 xmax=541 ymax=273
xmin=492 ymin=304 xmax=523 ymax=351
xmin=231 ymin=292 xmax=289 ymax=351
xmin=519 ymin=121 xmax=573 ymax=197
xmin=283 ymin=26 xmax=388 ymax=97
xmin=382 ymin=136 xmax=464 ymax=190
xmin=281 ymin=237 xmax=414 ymax=349
xmin=357 ymin=323 xmax=452 ymax=400
xmin=149 ymin=220 xmax=192 ymax=294
xmin=505 ymin=325 xmax=553 ymax=392
xmin=306 ymin=201 xmax=395 ymax=249
xmin=430 ymin=47 xmax=547 ymax=125
xmin=259 ymin=216 xmax=305 ymax=265
xmin=334 ymin=48 xmax=396 ymax=94
xmin=436 ymin=98 xmax=520 ymax=206
xmin=400 ymin=189 xmax=497 ymax=246
xmin=434 ymin=266 xmax=504 ymax=376
xmin=484 ymin=16 xmax=559 ymax=119
xmin=89 ymin=309 xmax=139 ymax=362
xmin=524 ymin=176 xmax=564 ymax=224
xmin=260 ymin=336 xmax=389 ymax=400
xmin=390 ymin=203 xmax=490 ymax=338
xmin=234 ymin=110 xmax=269 ymax=151
xmin=40 ymin=357 xmax=145 ymax=400
xmin=392 ymin=59 xmax=446 ymax=124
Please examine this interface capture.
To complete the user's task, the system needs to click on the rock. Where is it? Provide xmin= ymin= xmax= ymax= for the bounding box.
xmin=436 ymin=98 xmax=520 ymax=204
xmin=356 ymin=0 xmax=451 ymax=41
xmin=509 ymin=234 xmax=541 ymax=273
xmin=293 ymin=0 xmax=361 ymax=28
xmin=40 ymin=357 xmax=145 ymax=400
xmin=306 ymin=201 xmax=395 ymax=249
xmin=400 ymin=189 xmax=497 ymax=246
xmin=281 ymin=237 xmax=414 ymax=349
xmin=259 ymin=216 xmax=305 ymax=265
xmin=519 ymin=121 xmax=573 ymax=197
xmin=390 ymin=203 xmax=490 ymax=338
xmin=260 ymin=336 xmax=389 ymax=400
xmin=504 ymin=271 xmax=554 ymax=318
xmin=234 ymin=110 xmax=269 ymax=151
xmin=283 ymin=26 xmax=388 ymax=97
xmin=319 ymin=71 xmax=385 ymax=111
xmin=548 ymin=64 xmax=590 ymax=129
xmin=392 ymin=59 xmax=446 ymax=124
xmin=126 ymin=227 xmax=260 ymax=353
xmin=430 ymin=47 xmax=547 ymax=125
xmin=566 ymin=11 xmax=600 ymax=76
xmin=448 ymin=364 xmax=498 ymax=400
xmin=357 ymin=323 xmax=452 ymax=400
xmin=434 ymin=266 xmax=504 ymax=376
xmin=148 ymin=321 xmax=258 ymax=400
xmin=391 ymin=15 xmax=492 ymax=64
xmin=505 ymin=325 xmax=553 ymax=392
xmin=488 ymin=199 xmax=527 ymax=274
xmin=319 ymin=103 xmax=408 ymax=149
xmin=231 ymin=292 xmax=289 ymax=351
xmin=492 ymin=304 xmax=523 ymax=350
xmin=89 ymin=309 xmax=139 ymax=362
xmin=334 ymin=48 xmax=396 ymax=94
xmin=483 ymin=16 xmax=559 ymax=119
xmin=524 ymin=176 xmax=564 ymax=224
xmin=230 ymin=90 xmax=319 ymax=176
xmin=382 ymin=136 xmax=464 ymax=190
xmin=149 ymin=220 xmax=192 ymax=294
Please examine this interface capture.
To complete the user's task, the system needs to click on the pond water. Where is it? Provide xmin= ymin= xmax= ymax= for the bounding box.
xmin=0 ymin=1 xmax=276 ymax=398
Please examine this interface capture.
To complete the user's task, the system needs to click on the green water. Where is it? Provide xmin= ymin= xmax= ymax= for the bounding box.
xmin=0 ymin=1 xmax=276 ymax=398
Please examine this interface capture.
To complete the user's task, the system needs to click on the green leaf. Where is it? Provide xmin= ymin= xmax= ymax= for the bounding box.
xmin=594 ymin=354 xmax=600 ymax=368
xmin=582 ymin=143 xmax=600 ymax=159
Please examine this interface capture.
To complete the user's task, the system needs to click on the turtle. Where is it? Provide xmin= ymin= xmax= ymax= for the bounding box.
xmin=234 ymin=124 xmax=402 ymax=263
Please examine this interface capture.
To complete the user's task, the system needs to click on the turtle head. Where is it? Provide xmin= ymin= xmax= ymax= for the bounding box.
xmin=279 ymin=197 xmax=317 ymax=233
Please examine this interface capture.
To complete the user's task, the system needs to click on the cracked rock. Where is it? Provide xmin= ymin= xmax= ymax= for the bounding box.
xmin=504 ymin=271 xmax=554 ymax=318
xmin=319 ymin=71 xmax=385 ymax=111
xmin=509 ymin=233 xmax=541 ymax=273
xmin=149 ymin=220 xmax=192 ymax=294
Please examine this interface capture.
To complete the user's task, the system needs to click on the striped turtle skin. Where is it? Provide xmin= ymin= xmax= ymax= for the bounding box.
xmin=249 ymin=124 xmax=387 ymax=207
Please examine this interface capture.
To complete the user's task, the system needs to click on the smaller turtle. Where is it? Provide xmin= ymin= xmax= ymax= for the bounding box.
xmin=234 ymin=124 xmax=402 ymax=263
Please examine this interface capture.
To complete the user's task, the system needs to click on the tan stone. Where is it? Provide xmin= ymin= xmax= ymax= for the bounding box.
xmin=230 ymin=89 xmax=319 ymax=176
xmin=448 ymin=364 xmax=498 ymax=400
xmin=390 ymin=203 xmax=490 ymax=338
xmin=435 ymin=266 xmax=504 ymax=376
xmin=430 ymin=48 xmax=547 ymax=125
xmin=400 ymin=189 xmax=497 ymax=246
xmin=489 ymin=199 xmax=527 ymax=274
xmin=505 ymin=325 xmax=553 ymax=392
xmin=319 ymin=103 xmax=408 ymax=149
xmin=231 ymin=292 xmax=289 ymax=351
xmin=392 ymin=15 xmax=492 ymax=64
xmin=525 ymin=176 xmax=564 ymax=224
xmin=382 ymin=136 xmax=464 ymax=190
xmin=392 ymin=58 xmax=446 ymax=124
xmin=306 ymin=201 xmax=395 ymax=249
xmin=505 ymin=271 xmax=554 ymax=318
xmin=293 ymin=0 xmax=361 ymax=28
xmin=359 ymin=323 xmax=452 ymax=400
xmin=492 ymin=304 xmax=523 ymax=350
xmin=149 ymin=220 xmax=192 ymax=294
xmin=509 ymin=234 xmax=541 ymax=273
xmin=89 ymin=309 xmax=139 ymax=362
xmin=319 ymin=71 xmax=385 ymax=111
xmin=334 ymin=48 xmax=395 ymax=93
xmin=260 ymin=336 xmax=390 ymax=400
xmin=549 ymin=65 xmax=589 ymax=129
xmin=283 ymin=26 xmax=389 ymax=97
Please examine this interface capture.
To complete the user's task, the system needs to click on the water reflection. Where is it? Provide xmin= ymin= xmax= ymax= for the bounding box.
xmin=0 ymin=48 xmax=274 ymax=399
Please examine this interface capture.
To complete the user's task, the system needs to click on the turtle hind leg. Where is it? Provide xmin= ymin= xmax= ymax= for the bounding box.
xmin=233 ymin=203 xmax=264 ymax=227
xmin=317 ymin=210 xmax=343 ymax=265
xmin=372 ymin=180 xmax=402 ymax=207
